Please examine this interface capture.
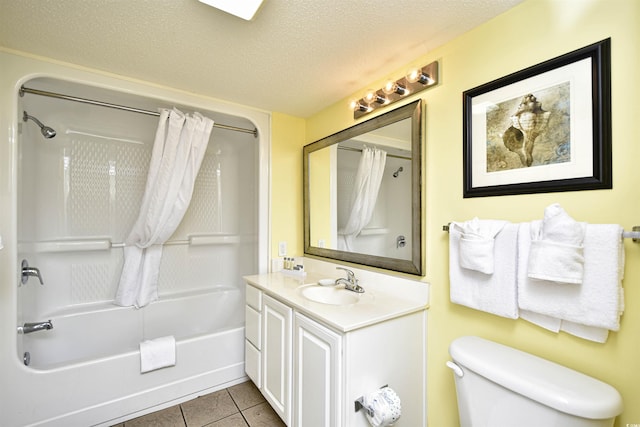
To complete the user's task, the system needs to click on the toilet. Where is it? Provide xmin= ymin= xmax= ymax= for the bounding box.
xmin=447 ymin=336 xmax=623 ymax=427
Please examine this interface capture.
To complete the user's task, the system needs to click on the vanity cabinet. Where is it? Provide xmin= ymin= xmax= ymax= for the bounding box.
xmin=262 ymin=294 xmax=293 ymax=424
xmin=245 ymin=286 xmax=292 ymax=424
xmin=293 ymin=312 xmax=342 ymax=427
xmin=244 ymin=281 xmax=427 ymax=427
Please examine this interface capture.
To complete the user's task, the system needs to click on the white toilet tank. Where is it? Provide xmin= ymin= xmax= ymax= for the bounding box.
xmin=447 ymin=336 xmax=623 ymax=427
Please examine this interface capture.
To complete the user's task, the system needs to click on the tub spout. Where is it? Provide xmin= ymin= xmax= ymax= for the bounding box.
xmin=18 ymin=320 xmax=53 ymax=334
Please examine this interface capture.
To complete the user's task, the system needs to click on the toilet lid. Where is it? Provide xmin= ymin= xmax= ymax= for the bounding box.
xmin=449 ymin=336 xmax=623 ymax=420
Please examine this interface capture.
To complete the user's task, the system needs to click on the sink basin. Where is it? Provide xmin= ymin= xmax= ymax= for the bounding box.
xmin=300 ymin=285 xmax=360 ymax=305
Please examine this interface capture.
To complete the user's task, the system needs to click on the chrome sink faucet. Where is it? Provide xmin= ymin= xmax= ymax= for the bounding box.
xmin=335 ymin=267 xmax=365 ymax=293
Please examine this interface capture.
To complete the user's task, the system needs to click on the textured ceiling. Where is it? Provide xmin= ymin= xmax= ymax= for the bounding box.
xmin=0 ymin=0 xmax=524 ymax=118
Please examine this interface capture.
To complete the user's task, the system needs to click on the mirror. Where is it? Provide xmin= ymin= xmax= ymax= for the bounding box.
xmin=304 ymin=100 xmax=423 ymax=275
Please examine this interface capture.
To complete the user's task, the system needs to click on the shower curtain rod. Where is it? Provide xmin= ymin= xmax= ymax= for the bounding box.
xmin=19 ymin=86 xmax=258 ymax=137
xmin=338 ymin=145 xmax=412 ymax=160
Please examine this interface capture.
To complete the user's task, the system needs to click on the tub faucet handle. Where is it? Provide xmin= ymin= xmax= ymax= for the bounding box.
xmin=21 ymin=259 xmax=44 ymax=285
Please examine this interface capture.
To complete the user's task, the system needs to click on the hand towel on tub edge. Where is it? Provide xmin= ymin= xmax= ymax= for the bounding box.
xmin=140 ymin=335 xmax=176 ymax=373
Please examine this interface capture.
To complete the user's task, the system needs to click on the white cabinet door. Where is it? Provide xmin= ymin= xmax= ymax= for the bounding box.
xmin=293 ymin=312 xmax=342 ymax=427
xmin=245 ymin=339 xmax=261 ymax=388
xmin=262 ymin=294 xmax=292 ymax=425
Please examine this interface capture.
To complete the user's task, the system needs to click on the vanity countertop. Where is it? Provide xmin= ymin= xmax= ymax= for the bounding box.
xmin=243 ymin=271 xmax=429 ymax=333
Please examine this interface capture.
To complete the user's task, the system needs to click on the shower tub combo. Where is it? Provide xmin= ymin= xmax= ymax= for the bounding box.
xmin=1 ymin=57 xmax=269 ymax=427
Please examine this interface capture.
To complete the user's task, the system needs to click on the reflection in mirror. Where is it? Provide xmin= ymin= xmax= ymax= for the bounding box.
xmin=304 ymin=100 xmax=422 ymax=275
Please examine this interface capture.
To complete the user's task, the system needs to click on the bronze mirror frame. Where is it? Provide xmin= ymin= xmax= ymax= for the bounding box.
xmin=303 ymin=100 xmax=423 ymax=275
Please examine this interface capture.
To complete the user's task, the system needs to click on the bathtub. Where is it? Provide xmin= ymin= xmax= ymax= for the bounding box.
xmin=1 ymin=55 xmax=270 ymax=427
xmin=12 ymin=287 xmax=249 ymax=427
xmin=20 ymin=286 xmax=244 ymax=369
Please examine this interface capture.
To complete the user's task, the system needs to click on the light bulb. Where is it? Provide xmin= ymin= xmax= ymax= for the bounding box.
xmin=382 ymin=80 xmax=407 ymax=96
xmin=364 ymin=89 xmax=387 ymax=105
xmin=350 ymin=99 xmax=369 ymax=112
xmin=406 ymin=68 xmax=433 ymax=85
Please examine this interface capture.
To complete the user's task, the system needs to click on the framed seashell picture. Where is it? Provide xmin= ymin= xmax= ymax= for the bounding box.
xmin=462 ymin=38 xmax=611 ymax=198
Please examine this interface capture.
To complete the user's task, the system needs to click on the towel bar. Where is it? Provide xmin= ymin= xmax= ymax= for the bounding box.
xmin=443 ymin=224 xmax=640 ymax=243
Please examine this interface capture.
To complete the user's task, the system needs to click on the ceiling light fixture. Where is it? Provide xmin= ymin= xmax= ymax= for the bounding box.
xmin=350 ymin=60 xmax=439 ymax=119
xmin=198 ymin=0 xmax=265 ymax=21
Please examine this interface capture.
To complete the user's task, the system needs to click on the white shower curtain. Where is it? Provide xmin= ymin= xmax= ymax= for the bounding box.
xmin=338 ymin=146 xmax=387 ymax=251
xmin=114 ymin=108 xmax=214 ymax=308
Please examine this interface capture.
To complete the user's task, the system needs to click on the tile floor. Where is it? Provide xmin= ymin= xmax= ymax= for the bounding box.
xmin=111 ymin=380 xmax=285 ymax=427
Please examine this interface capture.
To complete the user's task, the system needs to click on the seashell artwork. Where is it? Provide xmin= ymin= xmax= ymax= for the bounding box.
xmin=506 ymin=94 xmax=551 ymax=166
xmin=485 ymin=82 xmax=571 ymax=172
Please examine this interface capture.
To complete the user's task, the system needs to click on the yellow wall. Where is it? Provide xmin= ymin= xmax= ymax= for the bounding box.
xmin=271 ymin=112 xmax=306 ymax=259
xmin=299 ymin=0 xmax=640 ymax=425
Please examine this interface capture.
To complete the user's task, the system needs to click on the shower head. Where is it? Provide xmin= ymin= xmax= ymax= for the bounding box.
xmin=23 ymin=111 xmax=56 ymax=139
xmin=392 ymin=166 xmax=403 ymax=178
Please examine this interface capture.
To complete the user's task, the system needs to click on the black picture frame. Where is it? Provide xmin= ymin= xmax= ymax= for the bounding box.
xmin=463 ymin=38 xmax=611 ymax=198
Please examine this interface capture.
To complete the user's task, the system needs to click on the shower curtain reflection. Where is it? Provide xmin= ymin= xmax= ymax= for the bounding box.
xmin=338 ymin=146 xmax=387 ymax=251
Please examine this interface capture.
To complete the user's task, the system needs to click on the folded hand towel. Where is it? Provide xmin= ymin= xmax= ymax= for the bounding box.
xmin=518 ymin=223 xmax=624 ymax=331
xmin=140 ymin=336 xmax=176 ymax=373
xmin=449 ymin=221 xmax=518 ymax=319
xmin=527 ymin=204 xmax=586 ymax=284
xmin=454 ymin=218 xmax=508 ymax=274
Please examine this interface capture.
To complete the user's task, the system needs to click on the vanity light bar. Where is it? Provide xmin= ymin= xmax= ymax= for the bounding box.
xmin=351 ymin=61 xmax=439 ymax=119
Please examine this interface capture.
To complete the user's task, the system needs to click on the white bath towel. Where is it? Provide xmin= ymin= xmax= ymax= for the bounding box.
xmin=449 ymin=222 xmax=519 ymax=319
xmin=527 ymin=204 xmax=586 ymax=284
xmin=560 ymin=321 xmax=610 ymax=344
xmin=454 ymin=218 xmax=508 ymax=275
xmin=518 ymin=222 xmax=613 ymax=342
xmin=518 ymin=223 xmax=624 ymax=331
xmin=518 ymin=222 xmax=559 ymax=333
xmin=519 ymin=309 xmax=561 ymax=333
xmin=140 ymin=336 xmax=176 ymax=373
xmin=519 ymin=310 xmax=610 ymax=343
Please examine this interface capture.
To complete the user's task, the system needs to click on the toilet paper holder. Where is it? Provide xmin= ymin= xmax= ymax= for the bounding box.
xmin=354 ymin=384 xmax=388 ymax=416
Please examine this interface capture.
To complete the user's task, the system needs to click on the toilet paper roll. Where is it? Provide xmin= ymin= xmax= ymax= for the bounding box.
xmin=362 ymin=387 xmax=402 ymax=427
